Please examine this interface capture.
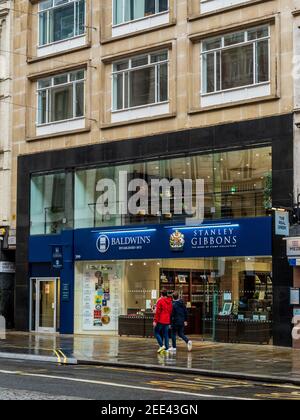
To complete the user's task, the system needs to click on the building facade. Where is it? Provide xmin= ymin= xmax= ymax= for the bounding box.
xmin=12 ymin=0 xmax=298 ymax=346
xmin=0 ymin=0 xmax=14 ymax=329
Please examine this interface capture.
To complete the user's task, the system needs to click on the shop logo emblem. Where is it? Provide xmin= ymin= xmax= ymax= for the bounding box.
xmin=96 ymin=235 xmax=110 ymax=254
xmin=170 ymin=230 xmax=185 ymax=251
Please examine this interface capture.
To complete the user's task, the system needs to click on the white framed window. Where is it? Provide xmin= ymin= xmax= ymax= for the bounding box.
xmin=37 ymin=69 xmax=85 ymax=125
xmin=201 ymin=26 xmax=270 ymax=95
xmin=39 ymin=0 xmax=86 ymax=47
xmin=113 ymin=0 xmax=169 ymax=26
xmin=200 ymin=0 xmax=251 ymax=14
xmin=112 ymin=50 xmax=169 ymax=111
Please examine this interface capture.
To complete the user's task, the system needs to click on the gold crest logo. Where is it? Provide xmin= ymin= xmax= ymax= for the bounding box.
xmin=170 ymin=230 xmax=185 ymax=251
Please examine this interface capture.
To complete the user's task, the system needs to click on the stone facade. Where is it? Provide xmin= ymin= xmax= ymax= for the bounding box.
xmin=11 ymin=0 xmax=298 ymax=223
xmin=0 ymin=0 xmax=14 ymax=329
xmin=0 ymin=0 xmax=12 ymax=227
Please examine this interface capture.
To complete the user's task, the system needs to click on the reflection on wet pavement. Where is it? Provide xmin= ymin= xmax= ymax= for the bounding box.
xmin=1 ymin=332 xmax=300 ymax=381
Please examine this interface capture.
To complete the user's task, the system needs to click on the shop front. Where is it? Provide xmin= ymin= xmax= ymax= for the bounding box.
xmin=72 ymin=218 xmax=272 ymax=344
xmin=19 ymin=115 xmax=294 ymax=346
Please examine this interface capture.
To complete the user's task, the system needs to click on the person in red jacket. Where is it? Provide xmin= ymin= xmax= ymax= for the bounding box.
xmin=153 ymin=290 xmax=173 ymax=353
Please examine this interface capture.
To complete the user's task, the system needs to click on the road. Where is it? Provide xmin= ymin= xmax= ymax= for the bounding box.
xmin=0 ymin=358 xmax=299 ymax=400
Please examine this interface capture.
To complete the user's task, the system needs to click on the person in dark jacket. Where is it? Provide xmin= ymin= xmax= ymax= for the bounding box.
xmin=170 ymin=292 xmax=192 ymax=352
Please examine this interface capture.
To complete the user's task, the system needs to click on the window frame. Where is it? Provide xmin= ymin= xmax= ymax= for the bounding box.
xmin=112 ymin=0 xmax=169 ymax=27
xmin=36 ymin=69 xmax=86 ymax=126
xmin=200 ymin=26 xmax=271 ymax=96
xmin=38 ymin=0 xmax=86 ymax=47
xmin=199 ymin=0 xmax=252 ymax=14
xmin=111 ymin=50 xmax=169 ymax=112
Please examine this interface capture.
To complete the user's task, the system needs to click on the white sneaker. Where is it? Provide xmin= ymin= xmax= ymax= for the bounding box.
xmin=187 ymin=341 xmax=193 ymax=352
xmin=157 ymin=346 xmax=166 ymax=354
xmin=169 ymin=347 xmax=177 ymax=353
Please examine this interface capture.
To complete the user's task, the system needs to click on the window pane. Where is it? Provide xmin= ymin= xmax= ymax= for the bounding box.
xmin=131 ymin=55 xmax=148 ymax=68
xmin=151 ymin=51 xmax=168 ymax=63
xmin=39 ymin=12 xmax=48 ymax=45
xmin=145 ymin=0 xmax=155 ymax=16
xmin=113 ymin=0 xmax=123 ymax=25
xmin=39 ymin=0 xmax=53 ymax=11
xmin=248 ymin=26 xmax=269 ymax=41
xmin=203 ymin=53 xmax=215 ymax=93
xmin=53 ymin=74 xmax=68 ymax=85
xmin=224 ymin=31 xmax=245 ymax=46
xmin=221 ymin=44 xmax=254 ymax=90
xmin=70 ymin=69 xmax=85 ymax=81
xmin=76 ymin=81 xmax=84 ymax=117
xmin=50 ymin=85 xmax=73 ymax=122
xmin=159 ymin=63 xmax=168 ymax=101
xmin=38 ymin=78 xmax=51 ymax=89
xmin=113 ymin=73 xmax=123 ymax=110
xmin=114 ymin=61 xmax=129 ymax=72
xmin=124 ymin=72 xmax=129 ymax=108
xmin=202 ymin=38 xmax=221 ymax=52
xmin=130 ymin=67 xmax=155 ymax=107
xmin=76 ymin=0 xmax=85 ymax=36
xmin=216 ymin=51 xmax=221 ymax=91
xmin=30 ymin=172 xmax=66 ymax=235
xmin=124 ymin=0 xmax=131 ymax=21
xmin=159 ymin=0 xmax=168 ymax=12
xmin=38 ymin=91 xmax=47 ymax=124
xmin=51 ymin=3 xmax=75 ymax=43
xmin=256 ymin=40 xmax=269 ymax=83
xmin=116 ymin=0 xmax=168 ymax=24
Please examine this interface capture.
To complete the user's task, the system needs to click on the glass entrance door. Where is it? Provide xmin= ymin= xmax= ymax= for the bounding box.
xmin=30 ymin=278 xmax=58 ymax=333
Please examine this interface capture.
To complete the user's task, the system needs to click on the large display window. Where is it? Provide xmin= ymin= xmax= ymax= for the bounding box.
xmin=30 ymin=146 xmax=272 ymax=235
xmin=74 ymin=146 xmax=272 ymax=229
xmin=75 ymin=256 xmax=272 ymax=344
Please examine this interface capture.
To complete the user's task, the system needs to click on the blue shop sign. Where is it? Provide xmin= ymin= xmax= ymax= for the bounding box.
xmin=74 ymin=217 xmax=272 ymax=261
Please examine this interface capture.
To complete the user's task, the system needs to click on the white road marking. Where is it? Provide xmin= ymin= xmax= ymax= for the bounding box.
xmin=0 ymin=369 xmax=254 ymax=400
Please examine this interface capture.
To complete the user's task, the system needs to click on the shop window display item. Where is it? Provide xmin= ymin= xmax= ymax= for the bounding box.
xmin=82 ymin=265 xmax=122 ymax=331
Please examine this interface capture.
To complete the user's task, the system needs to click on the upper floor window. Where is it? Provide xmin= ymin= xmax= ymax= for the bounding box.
xmin=37 ymin=69 xmax=85 ymax=125
xmin=112 ymin=51 xmax=168 ymax=111
xmin=113 ymin=0 xmax=169 ymax=26
xmin=39 ymin=0 xmax=85 ymax=46
xmin=201 ymin=26 xmax=270 ymax=95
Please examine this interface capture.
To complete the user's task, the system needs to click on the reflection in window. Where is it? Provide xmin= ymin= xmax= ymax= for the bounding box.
xmin=37 ymin=69 xmax=85 ymax=124
xmin=202 ymin=26 xmax=270 ymax=94
xmin=39 ymin=0 xmax=85 ymax=46
xmin=112 ymin=51 xmax=168 ymax=111
xmin=30 ymin=172 xmax=66 ymax=235
xmin=74 ymin=146 xmax=272 ymax=229
xmin=113 ymin=0 xmax=169 ymax=25
xmin=75 ymin=256 xmax=273 ymax=345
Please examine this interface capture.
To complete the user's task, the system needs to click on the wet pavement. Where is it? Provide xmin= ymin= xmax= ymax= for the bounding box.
xmin=1 ymin=332 xmax=300 ymax=383
xmin=2 ymin=358 xmax=300 ymax=400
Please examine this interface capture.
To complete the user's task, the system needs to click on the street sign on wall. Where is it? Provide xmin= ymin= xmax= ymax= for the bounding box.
xmin=287 ymin=237 xmax=300 ymax=257
xmin=0 ymin=262 xmax=15 ymax=273
xmin=275 ymin=211 xmax=290 ymax=236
